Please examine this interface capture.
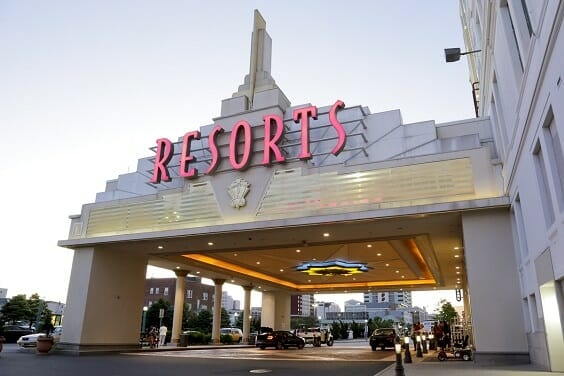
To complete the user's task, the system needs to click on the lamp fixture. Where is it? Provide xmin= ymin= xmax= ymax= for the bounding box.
xmin=444 ymin=48 xmax=481 ymax=62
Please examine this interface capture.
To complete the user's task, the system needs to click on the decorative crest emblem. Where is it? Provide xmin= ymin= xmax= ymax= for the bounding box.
xmin=228 ymin=178 xmax=250 ymax=209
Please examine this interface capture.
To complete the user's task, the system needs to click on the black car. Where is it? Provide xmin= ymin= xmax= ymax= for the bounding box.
xmin=369 ymin=328 xmax=397 ymax=351
xmin=256 ymin=330 xmax=305 ymax=350
xmin=1 ymin=325 xmax=35 ymax=343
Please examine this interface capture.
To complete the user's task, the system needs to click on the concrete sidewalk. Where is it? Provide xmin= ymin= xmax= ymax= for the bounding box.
xmin=376 ymin=351 xmax=555 ymax=376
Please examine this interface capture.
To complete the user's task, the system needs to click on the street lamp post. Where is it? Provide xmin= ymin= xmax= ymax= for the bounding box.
xmin=404 ymin=336 xmax=412 ymax=363
xmin=416 ymin=335 xmax=423 ymax=357
xmin=394 ymin=341 xmax=405 ymax=376
xmin=429 ymin=333 xmax=435 ymax=350
xmin=142 ymin=306 xmax=148 ymax=333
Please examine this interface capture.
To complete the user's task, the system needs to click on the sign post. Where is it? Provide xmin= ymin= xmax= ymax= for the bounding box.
xmin=159 ymin=308 xmax=164 ymax=327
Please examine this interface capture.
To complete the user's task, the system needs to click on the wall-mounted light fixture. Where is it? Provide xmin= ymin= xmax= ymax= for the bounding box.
xmin=444 ymin=48 xmax=481 ymax=63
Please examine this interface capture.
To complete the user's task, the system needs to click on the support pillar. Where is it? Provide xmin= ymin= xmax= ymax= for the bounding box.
xmin=171 ymin=269 xmax=188 ymax=346
xmin=58 ymin=247 xmax=147 ymax=353
xmin=211 ymin=279 xmax=225 ymax=344
xmin=462 ymin=209 xmax=529 ymax=364
xmin=243 ymin=285 xmax=253 ymax=343
xmin=260 ymin=291 xmax=291 ymax=330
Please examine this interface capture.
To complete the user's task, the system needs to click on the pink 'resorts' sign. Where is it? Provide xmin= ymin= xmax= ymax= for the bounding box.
xmin=151 ymin=100 xmax=346 ymax=183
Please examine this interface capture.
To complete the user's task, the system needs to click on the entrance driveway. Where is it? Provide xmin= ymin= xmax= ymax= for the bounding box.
xmin=0 ymin=340 xmax=552 ymax=376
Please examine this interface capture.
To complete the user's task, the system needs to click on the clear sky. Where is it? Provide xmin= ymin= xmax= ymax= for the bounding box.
xmin=0 ymin=1 xmax=472 ymax=310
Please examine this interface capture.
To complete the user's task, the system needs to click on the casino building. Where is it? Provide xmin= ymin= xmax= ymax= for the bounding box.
xmin=58 ymin=3 xmax=563 ymax=371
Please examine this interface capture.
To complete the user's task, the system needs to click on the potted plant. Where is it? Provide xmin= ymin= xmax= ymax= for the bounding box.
xmin=36 ymin=309 xmax=54 ymax=355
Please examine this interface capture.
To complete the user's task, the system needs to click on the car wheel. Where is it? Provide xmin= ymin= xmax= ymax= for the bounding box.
xmin=276 ymin=341 xmax=284 ymax=350
xmin=371 ymin=345 xmax=377 ymax=351
xmin=297 ymin=341 xmax=304 ymax=349
xmin=463 ymin=353 xmax=471 ymax=361
xmin=438 ymin=352 xmax=447 ymax=361
xmin=327 ymin=339 xmax=334 ymax=347
xmin=260 ymin=346 xmax=266 ymax=350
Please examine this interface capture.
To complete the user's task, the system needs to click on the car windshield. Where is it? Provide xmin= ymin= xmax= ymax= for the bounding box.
xmin=374 ymin=329 xmax=394 ymax=335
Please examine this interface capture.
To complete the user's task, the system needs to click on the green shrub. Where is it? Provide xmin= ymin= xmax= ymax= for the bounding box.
xmin=220 ymin=334 xmax=233 ymax=344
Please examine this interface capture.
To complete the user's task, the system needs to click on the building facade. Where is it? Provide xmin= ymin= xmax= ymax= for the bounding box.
xmin=459 ymin=0 xmax=564 ymax=371
xmin=144 ymin=277 xmax=215 ymax=312
xmin=55 ymin=6 xmax=564 ymax=371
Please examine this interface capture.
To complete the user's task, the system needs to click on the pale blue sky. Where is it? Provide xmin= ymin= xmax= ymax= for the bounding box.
xmin=0 ymin=1 xmax=471 ymax=309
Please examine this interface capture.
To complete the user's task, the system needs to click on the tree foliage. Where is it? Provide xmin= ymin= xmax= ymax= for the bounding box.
xmin=195 ymin=310 xmax=213 ymax=333
xmin=0 ymin=294 xmax=32 ymax=324
xmin=434 ymin=299 xmax=458 ymax=323
xmin=146 ymin=299 xmax=172 ymax=329
xmin=220 ymin=308 xmax=231 ymax=328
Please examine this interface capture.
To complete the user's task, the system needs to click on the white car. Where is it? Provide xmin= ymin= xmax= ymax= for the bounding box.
xmin=17 ymin=326 xmax=62 ymax=347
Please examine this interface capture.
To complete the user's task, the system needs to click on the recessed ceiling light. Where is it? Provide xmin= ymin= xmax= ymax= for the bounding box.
xmin=456 ymin=266 xmax=460 ymax=269
xmin=377 ymin=253 xmax=382 ymax=257
xmin=296 ymin=249 xmax=301 ymax=253
xmin=353 ymin=278 xmax=356 ymax=281
xmin=308 ymin=279 xmax=311 ymax=283
xmin=433 ymin=287 xmax=437 ymax=290
xmin=280 ymin=269 xmax=284 ymax=272
xmin=157 ymin=245 xmax=164 ymax=249
xmin=230 ymin=279 xmax=234 ymax=283
xmin=196 ymin=271 xmax=200 ymax=274
xmin=454 ymin=255 xmax=460 ymax=258
xmin=367 ymin=244 xmax=373 ymax=248
xmin=256 ymin=261 xmax=261 ymax=265
xmin=385 ymin=263 xmax=390 ymax=267
xmin=454 ymin=246 xmax=460 ymax=250
xmin=312 ymin=258 xmax=317 ymax=261
xmin=401 ymin=275 xmax=405 ymax=278
xmin=175 ymin=266 xmax=180 ymax=269
xmin=395 ymin=270 xmax=400 ymax=273
xmin=208 ymin=242 xmax=214 ymax=246
xmin=456 ymin=271 xmax=460 ymax=274
xmin=234 ymin=253 xmax=238 ymax=256
xmin=258 ymin=286 xmax=262 ymax=289
xmin=323 ymin=233 xmax=330 ymax=237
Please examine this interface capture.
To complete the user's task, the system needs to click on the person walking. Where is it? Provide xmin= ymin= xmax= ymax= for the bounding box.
xmin=159 ymin=324 xmax=167 ymax=346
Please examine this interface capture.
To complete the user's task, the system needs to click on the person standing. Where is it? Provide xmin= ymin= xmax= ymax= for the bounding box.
xmin=159 ymin=324 xmax=167 ymax=346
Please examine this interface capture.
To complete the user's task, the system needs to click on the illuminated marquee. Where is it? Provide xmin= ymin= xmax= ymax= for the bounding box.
xmin=150 ymin=100 xmax=347 ymax=183
xmin=296 ymin=259 xmax=370 ymax=276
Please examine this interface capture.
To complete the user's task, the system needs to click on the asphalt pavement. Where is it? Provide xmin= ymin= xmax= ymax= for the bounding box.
xmin=0 ymin=341 xmax=560 ymax=376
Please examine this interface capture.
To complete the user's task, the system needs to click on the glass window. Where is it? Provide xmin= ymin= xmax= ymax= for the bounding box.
xmin=203 ymin=292 xmax=208 ymax=301
xmin=156 ymin=287 xmax=160 ymax=294
xmin=186 ymin=290 xmax=193 ymax=299
xmin=149 ymin=288 xmax=154 ymax=295
xmin=164 ymin=287 xmax=169 ymax=296
xmin=543 ymin=114 xmax=564 ymax=210
xmin=533 ymin=141 xmax=556 ymax=227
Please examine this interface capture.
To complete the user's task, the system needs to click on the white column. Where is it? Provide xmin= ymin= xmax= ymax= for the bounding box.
xmin=260 ymin=291 xmax=291 ymax=330
xmin=171 ymin=269 xmax=188 ymax=345
xmin=60 ymin=247 xmax=147 ymax=352
xmin=462 ymin=209 xmax=528 ymax=364
xmin=211 ymin=279 xmax=225 ymax=344
xmin=242 ymin=285 xmax=253 ymax=343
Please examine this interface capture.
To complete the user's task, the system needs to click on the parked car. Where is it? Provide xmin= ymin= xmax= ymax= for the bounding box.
xmin=1 ymin=325 xmax=35 ymax=343
xmin=16 ymin=326 xmax=62 ymax=348
xmin=294 ymin=326 xmax=334 ymax=347
xmin=369 ymin=328 xmax=397 ymax=351
xmin=220 ymin=327 xmax=243 ymax=343
xmin=256 ymin=330 xmax=305 ymax=350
